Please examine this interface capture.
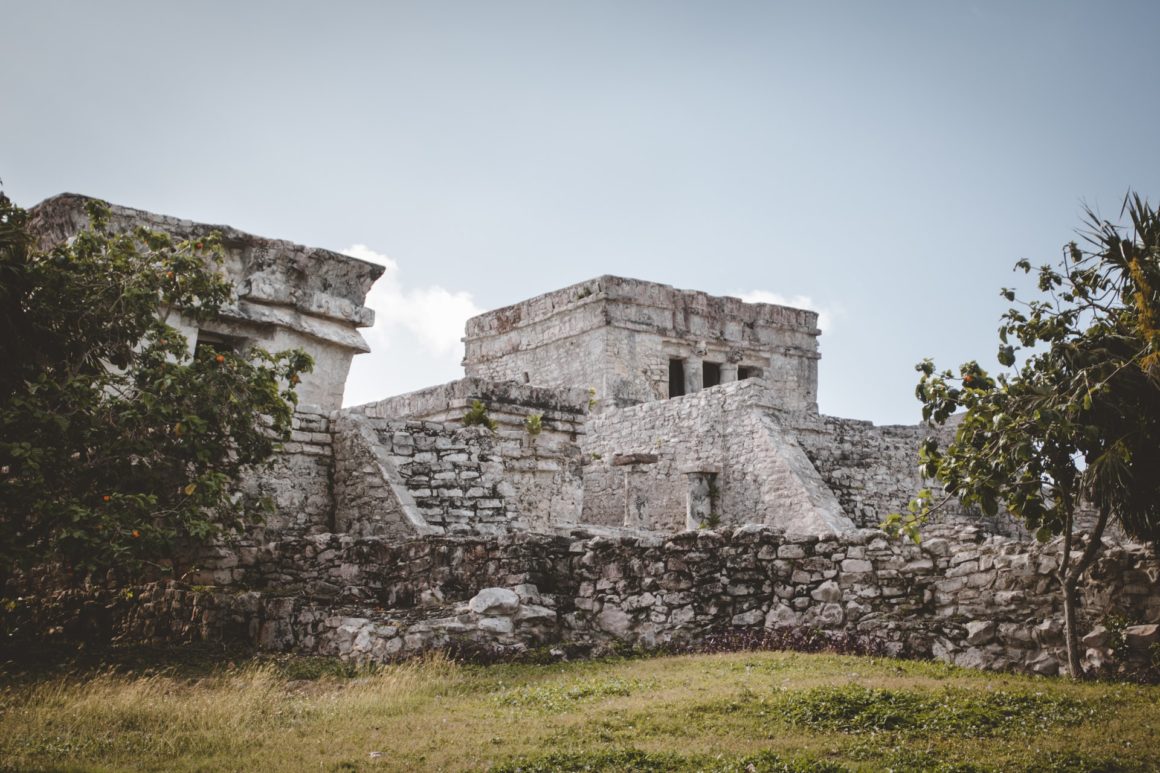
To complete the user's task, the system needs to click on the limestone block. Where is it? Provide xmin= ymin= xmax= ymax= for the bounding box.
xmin=806 ymin=603 xmax=845 ymax=628
xmin=1027 ymin=651 xmax=1059 ymax=675
xmin=923 ymin=538 xmax=951 ymax=557
xmin=964 ymin=620 xmax=996 ymax=646
xmin=1125 ymin=624 xmax=1160 ymax=650
xmin=515 ymin=604 xmax=557 ymax=625
xmin=597 ymin=605 xmax=632 ymax=637
xmin=1033 ymin=619 xmax=1064 ymax=646
xmin=731 ymin=608 xmax=765 ymax=626
xmin=469 ymin=587 xmax=521 ymax=616
xmin=478 ymin=616 xmax=515 ymax=635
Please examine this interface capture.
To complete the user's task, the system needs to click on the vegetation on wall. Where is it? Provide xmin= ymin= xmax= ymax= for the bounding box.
xmin=885 ymin=193 xmax=1160 ymax=677
xmin=0 ymin=191 xmax=312 ymax=585
xmin=462 ymin=399 xmax=498 ymax=431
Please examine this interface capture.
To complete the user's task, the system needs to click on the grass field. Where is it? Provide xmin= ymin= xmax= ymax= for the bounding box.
xmin=1 ymin=648 xmax=1158 ymax=772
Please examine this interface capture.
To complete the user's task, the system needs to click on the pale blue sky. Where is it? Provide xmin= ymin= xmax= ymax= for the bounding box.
xmin=4 ymin=1 xmax=1159 ymax=423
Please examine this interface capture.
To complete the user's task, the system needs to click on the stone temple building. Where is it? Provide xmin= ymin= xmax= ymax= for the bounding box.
xmin=20 ymin=195 xmax=1160 ymax=677
xmin=27 ymin=193 xmax=998 ymax=542
xmin=463 ymin=275 xmax=821 ymax=412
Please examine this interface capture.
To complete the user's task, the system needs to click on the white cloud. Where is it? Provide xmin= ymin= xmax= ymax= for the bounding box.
xmin=341 ymin=244 xmax=482 ymax=406
xmin=735 ymin=290 xmax=839 ymax=333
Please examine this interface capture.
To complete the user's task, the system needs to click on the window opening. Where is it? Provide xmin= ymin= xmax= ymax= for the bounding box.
xmin=194 ymin=330 xmax=245 ymax=359
xmin=702 ymin=361 xmax=722 ymax=389
xmin=738 ymin=365 xmax=763 ymax=380
xmin=668 ymin=358 xmax=686 ymax=398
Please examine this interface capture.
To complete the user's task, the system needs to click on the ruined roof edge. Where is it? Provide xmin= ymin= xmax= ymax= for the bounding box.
xmin=464 ymin=274 xmax=821 ymax=338
xmin=28 ymin=193 xmax=386 ymax=278
xmin=28 ymin=193 xmax=385 ymax=342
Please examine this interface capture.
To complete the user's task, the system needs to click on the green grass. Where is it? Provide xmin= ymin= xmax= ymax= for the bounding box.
xmin=1 ymin=649 xmax=1158 ymax=772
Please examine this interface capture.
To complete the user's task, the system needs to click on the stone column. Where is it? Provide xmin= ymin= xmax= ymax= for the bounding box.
xmin=721 ymin=363 xmax=739 ymax=383
xmin=685 ymin=355 xmax=703 ymax=395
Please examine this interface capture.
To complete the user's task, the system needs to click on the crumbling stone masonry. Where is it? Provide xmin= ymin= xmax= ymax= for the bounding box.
xmin=16 ymin=195 xmax=1160 ymax=676
xmin=103 ymin=527 xmax=1160 ymax=677
xmin=29 ymin=194 xmax=383 ymax=411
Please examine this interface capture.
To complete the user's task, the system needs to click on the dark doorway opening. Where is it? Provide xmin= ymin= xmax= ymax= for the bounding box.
xmin=738 ymin=365 xmax=763 ymax=380
xmin=668 ymin=359 xmax=686 ymax=397
xmin=703 ymin=361 xmax=721 ymax=388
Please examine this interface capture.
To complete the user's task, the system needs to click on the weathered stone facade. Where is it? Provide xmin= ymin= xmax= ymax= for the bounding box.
xmin=579 ymin=380 xmax=850 ymax=535
xmin=89 ymin=527 xmax=1159 ymax=677
xmin=17 ymin=196 xmax=1160 ymax=677
xmin=28 ymin=194 xmax=383 ymax=411
xmin=463 ymin=276 xmax=821 ymax=412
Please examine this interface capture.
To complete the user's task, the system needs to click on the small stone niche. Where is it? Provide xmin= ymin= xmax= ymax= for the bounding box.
xmin=685 ymin=469 xmax=720 ymax=530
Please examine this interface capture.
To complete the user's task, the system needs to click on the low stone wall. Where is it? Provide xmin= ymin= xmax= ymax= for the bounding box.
xmin=351 ymin=377 xmax=589 ymax=437
xmin=66 ymin=527 xmax=1160 ymax=677
xmin=563 ymin=527 xmax=1159 ymax=674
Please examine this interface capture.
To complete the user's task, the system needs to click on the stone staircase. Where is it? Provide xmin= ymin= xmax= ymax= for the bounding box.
xmin=369 ymin=418 xmax=522 ymax=535
xmin=331 ymin=413 xmax=524 ymax=538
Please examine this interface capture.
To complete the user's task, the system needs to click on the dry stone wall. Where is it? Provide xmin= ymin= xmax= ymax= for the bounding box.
xmin=239 ymin=407 xmax=335 ymax=539
xmin=77 ymin=528 xmax=1160 ymax=677
xmin=793 ymin=414 xmax=1029 ymax=537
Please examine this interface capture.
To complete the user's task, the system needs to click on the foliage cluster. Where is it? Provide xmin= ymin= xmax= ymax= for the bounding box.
xmin=883 ymin=194 xmax=1160 ymax=677
xmin=461 ymin=399 xmax=497 ymax=431
xmin=0 ymin=192 xmax=311 ymax=582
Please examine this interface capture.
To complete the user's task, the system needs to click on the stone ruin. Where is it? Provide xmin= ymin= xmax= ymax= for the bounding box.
xmin=18 ymin=196 xmax=1160 ymax=676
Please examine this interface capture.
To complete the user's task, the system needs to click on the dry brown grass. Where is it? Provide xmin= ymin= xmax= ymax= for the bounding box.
xmin=1 ymin=650 xmax=1157 ymax=772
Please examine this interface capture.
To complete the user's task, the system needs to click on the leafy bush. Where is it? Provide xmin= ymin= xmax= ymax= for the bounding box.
xmin=0 ymin=193 xmax=311 ymax=584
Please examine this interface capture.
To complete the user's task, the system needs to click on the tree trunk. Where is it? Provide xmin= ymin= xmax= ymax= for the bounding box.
xmin=1061 ymin=569 xmax=1083 ymax=678
xmin=1058 ymin=507 xmax=1110 ymax=679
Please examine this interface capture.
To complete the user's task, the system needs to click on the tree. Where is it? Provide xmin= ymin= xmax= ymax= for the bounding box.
xmin=883 ymin=194 xmax=1160 ymax=678
xmin=0 ymin=190 xmax=312 ymax=587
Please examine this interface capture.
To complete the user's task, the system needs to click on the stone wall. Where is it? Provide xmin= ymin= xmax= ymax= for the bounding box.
xmin=793 ymin=414 xmax=1028 ymax=537
xmin=332 ymin=414 xmax=522 ymax=537
xmin=71 ymin=528 xmax=1160 ymax=677
xmin=325 ymin=425 xmax=577 ymax=538
xmin=238 ymin=407 xmax=336 ymax=539
xmin=580 ymin=380 xmax=851 ymax=535
xmin=347 ymin=379 xmax=588 ymax=533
